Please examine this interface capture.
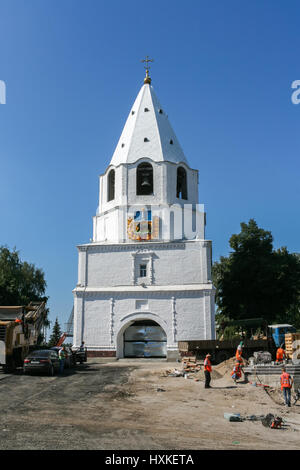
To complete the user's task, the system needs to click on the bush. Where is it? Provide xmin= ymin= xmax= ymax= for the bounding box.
xmin=222 ymin=326 xmax=241 ymax=341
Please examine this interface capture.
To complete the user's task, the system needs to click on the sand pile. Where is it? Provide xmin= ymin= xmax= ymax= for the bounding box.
xmin=214 ymin=356 xmax=237 ymax=376
xmin=192 ymin=368 xmax=222 ymax=381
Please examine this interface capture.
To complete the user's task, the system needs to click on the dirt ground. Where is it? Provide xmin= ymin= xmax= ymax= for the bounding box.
xmin=0 ymin=358 xmax=299 ymax=450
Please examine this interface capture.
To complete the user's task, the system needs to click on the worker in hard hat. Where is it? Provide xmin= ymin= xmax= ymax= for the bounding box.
xmin=204 ymin=354 xmax=212 ymax=389
xmin=276 ymin=345 xmax=286 ymax=365
xmin=280 ymin=367 xmax=293 ymax=407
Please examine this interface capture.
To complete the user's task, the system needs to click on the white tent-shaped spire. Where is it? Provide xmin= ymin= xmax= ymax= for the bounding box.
xmin=110 ymin=82 xmax=188 ymax=166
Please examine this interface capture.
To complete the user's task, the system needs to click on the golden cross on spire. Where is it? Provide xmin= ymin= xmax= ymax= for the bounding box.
xmin=141 ymin=56 xmax=154 ymax=84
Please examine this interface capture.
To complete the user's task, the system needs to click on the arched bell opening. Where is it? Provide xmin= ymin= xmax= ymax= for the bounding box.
xmin=136 ymin=162 xmax=153 ymax=196
xmin=107 ymin=169 xmax=115 ymax=202
xmin=176 ymin=166 xmax=188 ymax=200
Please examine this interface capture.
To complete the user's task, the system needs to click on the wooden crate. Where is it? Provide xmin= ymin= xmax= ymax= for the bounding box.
xmin=178 ymin=341 xmax=189 ymax=352
xmin=182 ymin=356 xmax=196 ymax=363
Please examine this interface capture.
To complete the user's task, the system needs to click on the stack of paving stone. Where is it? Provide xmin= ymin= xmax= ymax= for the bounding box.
xmin=244 ymin=363 xmax=300 ymax=388
xmin=285 ymin=332 xmax=300 ymax=360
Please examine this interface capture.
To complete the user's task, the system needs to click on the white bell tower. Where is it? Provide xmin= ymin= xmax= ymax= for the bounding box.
xmin=93 ymin=65 xmax=204 ymax=245
xmin=73 ymin=62 xmax=215 ymax=360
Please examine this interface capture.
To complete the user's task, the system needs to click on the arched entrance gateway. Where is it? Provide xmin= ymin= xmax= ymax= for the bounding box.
xmin=123 ymin=320 xmax=167 ymax=358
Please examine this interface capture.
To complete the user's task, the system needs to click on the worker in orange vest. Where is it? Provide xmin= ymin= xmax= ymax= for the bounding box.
xmin=231 ymin=357 xmax=243 ymax=384
xmin=235 ymin=343 xmax=243 ymax=360
xmin=204 ymin=354 xmax=212 ymax=389
xmin=237 ymin=355 xmax=244 ymax=366
xmin=280 ymin=367 xmax=293 ymax=407
xmin=276 ymin=345 xmax=286 ymax=364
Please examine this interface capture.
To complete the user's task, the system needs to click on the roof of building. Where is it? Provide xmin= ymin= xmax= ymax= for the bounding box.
xmin=268 ymin=324 xmax=295 ymax=329
xmin=109 ymin=82 xmax=188 ymax=167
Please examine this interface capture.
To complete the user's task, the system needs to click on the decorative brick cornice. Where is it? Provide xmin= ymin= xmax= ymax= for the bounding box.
xmin=78 ymin=241 xmax=186 ymax=254
xmin=73 ymin=288 xmax=214 ymax=299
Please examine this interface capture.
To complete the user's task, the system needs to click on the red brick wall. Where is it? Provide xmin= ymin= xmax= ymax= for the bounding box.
xmin=87 ymin=350 xmax=116 ymax=358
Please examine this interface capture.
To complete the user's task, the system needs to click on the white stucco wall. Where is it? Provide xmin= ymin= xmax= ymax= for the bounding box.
xmin=76 ymin=240 xmax=212 ymax=288
xmin=73 ymin=289 xmax=215 ymax=356
xmin=73 ymin=239 xmax=215 ymax=356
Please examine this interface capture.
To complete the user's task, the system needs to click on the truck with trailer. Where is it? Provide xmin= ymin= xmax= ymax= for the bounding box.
xmin=178 ymin=318 xmax=297 ymax=363
xmin=0 ymin=301 xmax=47 ymax=372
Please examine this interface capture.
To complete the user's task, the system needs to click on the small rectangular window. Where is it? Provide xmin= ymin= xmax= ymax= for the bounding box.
xmin=136 ymin=300 xmax=148 ymax=310
xmin=140 ymin=264 xmax=147 ymax=277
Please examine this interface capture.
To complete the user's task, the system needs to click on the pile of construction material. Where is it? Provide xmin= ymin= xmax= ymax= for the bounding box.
xmin=253 ymin=351 xmax=272 ymax=364
xmin=285 ymin=332 xmax=300 ymax=361
xmin=181 ymin=356 xmax=201 ymax=375
xmin=161 ymin=368 xmax=183 ymax=377
xmin=162 ymin=356 xmax=201 ymax=379
xmin=163 ymin=356 xmax=228 ymax=381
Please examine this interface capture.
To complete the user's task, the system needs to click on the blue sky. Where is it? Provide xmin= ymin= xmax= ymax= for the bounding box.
xmin=0 ymin=0 xmax=299 ymax=335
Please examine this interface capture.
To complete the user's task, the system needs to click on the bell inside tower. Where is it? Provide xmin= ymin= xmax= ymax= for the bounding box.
xmin=136 ymin=162 xmax=153 ymax=196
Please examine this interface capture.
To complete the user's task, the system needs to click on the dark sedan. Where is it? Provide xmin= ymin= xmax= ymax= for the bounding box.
xmin=23 ymin=349 xmax=60 ymax=376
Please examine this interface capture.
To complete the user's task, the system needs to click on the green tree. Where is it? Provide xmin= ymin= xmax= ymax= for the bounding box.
xmin=278 ymin=253 xmax=300 ymax=329
xmin=0 ymin=246 xmax=47 ymax=305
xmin=48 ymin=318 xmax=62 ymax=347
xmin=212 ymin=219 xmax=300 ymax=325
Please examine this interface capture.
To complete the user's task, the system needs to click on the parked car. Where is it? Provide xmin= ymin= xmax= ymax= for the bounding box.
xmin=23 ymin=349 xmax=60 ymax=376
xmin=74 ymin=346 xmax=88 ymax=364
xmin=50 ymin=346 xmax=76 ymax=368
